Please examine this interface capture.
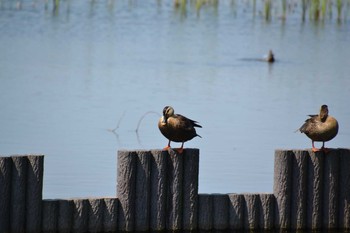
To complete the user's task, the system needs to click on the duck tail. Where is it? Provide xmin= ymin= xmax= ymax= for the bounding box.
xmin=197 ymin=134 xmax=202 ymax=138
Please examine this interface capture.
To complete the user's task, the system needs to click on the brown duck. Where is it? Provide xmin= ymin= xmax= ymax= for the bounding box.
xmin=298 ymin=105 xmax=339 ymax=152
xmin=158 ymin=106 xmax=201 ymax=153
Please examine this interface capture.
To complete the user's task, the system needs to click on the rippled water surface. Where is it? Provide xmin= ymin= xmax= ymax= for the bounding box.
xmin=1 ymin=0 xmax=350 ymax=198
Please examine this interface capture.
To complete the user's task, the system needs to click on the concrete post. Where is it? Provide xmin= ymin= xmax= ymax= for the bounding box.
xmin=149 ymin=150 xmax=167 ymax=231
xmin=88 ymin=199 xmax=104 ymax=233
xmin=42 ymin=200 xmax=58 ymax=233
xmin=307 ymin=151 xmax=324 ymax=229
xmin=57 ymin=199 xmax=74 ymax=233
xmin=0 ymin=156 xmax=11 ymax=233
xmin=322 ymin=150 xmax=340 ymax=229
xmin=10 ymin=156 xmax=28 ymax=233
xmin=228 ymin=194 xmax=244 ymax=230
xmin=117 ymin=151 xmax=137 ymax=232
xmin=26 ymin=155 xmax=44 ymax=233
xmin=134 ymin=151 xmax=151 ymax=232
xmin=103 ymin=198 xmax=118 ymax=232
xmin=338 ymin=149 xmax=350 ymax=229
xmin=198 ymin=194 xmax=213 ymax=230
xmin=212 ymin=194 xmax=229 ymax=230
xmin=273 ymin=150 xmax=293 ymax=229
xmin=290 ymin=150 xmax=308 ymax=229
xmin=166 ymin=149 xmax=183 ymax=230
xmin=182 ymin=148 xmax=199 ymax=231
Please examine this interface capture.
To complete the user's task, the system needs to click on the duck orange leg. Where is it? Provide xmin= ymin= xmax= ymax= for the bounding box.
xmin=176 ymin=142 xmax=184 ymax=154
xmin=312 ymin=141 xmax=320 ymax=152
xmin=321 ymin=141 xmax=330 ymax=153
xmin=163 ymin=140 xmax=171 ymax=150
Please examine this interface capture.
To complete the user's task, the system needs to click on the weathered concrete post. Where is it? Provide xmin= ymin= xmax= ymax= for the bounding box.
xmin=290 ymin=150 xmax=308 ymax=230
xmin=166 ymin=149 xmax=183 ymax=230
xmin=212 ymin=194 xmax=229 ymax=230
xmin=149 ymin=150 xmax=167 ymax=231
xmin=259 ymin=193 xmax=275 ymax=229
xmin=243 ymin=194 xmax=260 ymax=230
xmin=338 ymin=149 xmax=350 ymax=229
xmin=26 ymin=155 xmax=44 ymax=233
xmin=117 ymin=151 xmax=137 ymax=232
xmin=182 ymin=148 xmax=199 ymax=231
xmin=103 ymin=198 xmax=118 ymax=232
xmin=42 ymin=200 xmax=58 ymax=233
xmin=307 ymin=151 xmax=324 ymax=229
xmin=322 ymin=150 xmax=340 ymax=229
xmin=72 ymin=199 xmax=89 ymax=233
xmin=11 ymin=156 xmax=28 ymax=233
xmin=134 ymin=151 xmax=151 ymax=232
xmin=57 ymin=199 xmax=74 ymax=233
xmin=274 ymin=150 xmax=293 ymax=229
xmin=88 ymin=199 xmax=104 ymax=233
xmin=198 ymin=194 xmax=213 ymax=230
xmin=0 ymin=156 xmax=12 ymax=233
xmin=228 ymin=194 xmax=244 ymax=230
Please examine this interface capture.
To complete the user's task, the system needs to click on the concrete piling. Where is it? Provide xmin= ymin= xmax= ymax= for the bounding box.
xmin=182 ymin=149 xmax=199 ymax=231
xmin=134 ymin=151 xmax=151 ymax=232
xmin=198 ymin=194 xmax=213 ymax=231
xmin=42 ymin=200 xmax=58 ymax=233
xmin=103 ymin=198 xmax=118 ymax=232
xmin=57 ymin=199 xmax=74 ymax=233
xmin=149 ymin=150 xmax=167 ymax=231
xmin=166 ymin=149 xmax=183 ymax=230
xmin=117 ymin=151 xmax=137 ymax=232
xmin=0 ymin=156 xmax=11 ymax=233
xmin=2 ymin=148 xmax=350 ymax=232
xmin=338 ymin=149 xmax=350 ymax=229
xmin=228 ymin=194 xmax=244 ymax=230
xmin=11 ymin=156 xmax=28 ymax=233
xmin=290 ymin=150 xmax=308 ymax=230
xmin=273 ymin=150 xmax=293 ymax=229
xmin=26 ymin=155 xmax=44 ymax=233
xmin=307 ymin=151 xmax=324 ymax=229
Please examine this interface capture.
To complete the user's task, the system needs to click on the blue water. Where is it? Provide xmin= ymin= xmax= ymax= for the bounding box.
xmin=1 ymin=0 xmax=350 ymax=198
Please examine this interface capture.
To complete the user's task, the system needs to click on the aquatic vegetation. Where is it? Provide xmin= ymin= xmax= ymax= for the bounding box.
xmin=0 ymin=0 xmax=349 ymax=23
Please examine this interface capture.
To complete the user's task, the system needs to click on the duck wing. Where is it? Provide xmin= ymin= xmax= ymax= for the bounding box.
xmin=299 ymin=115 xmax=319 ymax=133
xmin=177 ymin=114 xmax=202 ymax=128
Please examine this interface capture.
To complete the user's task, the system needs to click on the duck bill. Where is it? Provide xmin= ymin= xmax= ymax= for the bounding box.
xmin=161 ymin=116 xmax=167 ymax=124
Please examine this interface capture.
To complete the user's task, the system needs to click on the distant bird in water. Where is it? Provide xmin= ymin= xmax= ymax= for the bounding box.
xmin=298 ymin=105 xmax=339 ymax=152
xmin=266 ymin=50 xmax=275 ymax=63
xmin=158 ymin=106 xmax=202 ymax=153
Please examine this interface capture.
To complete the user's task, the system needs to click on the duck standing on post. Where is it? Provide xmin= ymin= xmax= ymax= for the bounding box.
xmin=298 ymin=104 xmax=339 ymax=152
xmin=158 ymin=106 xmax=202 ymax=153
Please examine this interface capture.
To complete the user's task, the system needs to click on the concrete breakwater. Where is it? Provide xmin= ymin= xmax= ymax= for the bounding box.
xmin=0 ymin=149 xmax=350 ymax=232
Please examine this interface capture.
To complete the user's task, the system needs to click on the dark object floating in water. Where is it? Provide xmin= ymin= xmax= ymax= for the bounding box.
xmin=240 ymin=49 xmax=276 ymax=63
xmin=266 ymin=49 xmax=275 ymax=63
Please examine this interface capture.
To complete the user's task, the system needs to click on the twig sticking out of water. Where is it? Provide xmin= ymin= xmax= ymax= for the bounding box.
xmin=108 ymin=111 xmax=126 ymax=133
xmin=135 ymin=111 xmax=161 ymax=133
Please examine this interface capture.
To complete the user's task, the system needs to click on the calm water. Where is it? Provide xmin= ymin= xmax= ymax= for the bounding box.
xmin=1 ymin=0 xmax=350 ymax=199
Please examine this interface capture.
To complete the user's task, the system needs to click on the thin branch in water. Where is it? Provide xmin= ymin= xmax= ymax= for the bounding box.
xmin=135 ymin=111 xmax=161 ymax=133
xmin=108 ymin=111 xmax=126 ymax=132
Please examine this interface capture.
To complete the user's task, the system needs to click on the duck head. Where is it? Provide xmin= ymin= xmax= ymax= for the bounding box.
xmin=320 ymin=105 xmax=329 ymax=122
xmin=161 ymin=106 xmax=175 ymax=124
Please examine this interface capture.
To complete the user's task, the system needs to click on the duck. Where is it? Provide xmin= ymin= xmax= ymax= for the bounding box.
xmin=298 ymin=105 xmax=339 ymax=152
xmin=158 ymin=106 xmax=202 ymax=153
xmin=266 ymin=50 xmax=275 ymax=63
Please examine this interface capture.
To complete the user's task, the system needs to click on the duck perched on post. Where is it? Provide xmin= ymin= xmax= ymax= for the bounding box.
xmin=298 ymin=105 xmax=339 ymax=152
xmin=158 ymin=106 xmax=202 ymax=153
